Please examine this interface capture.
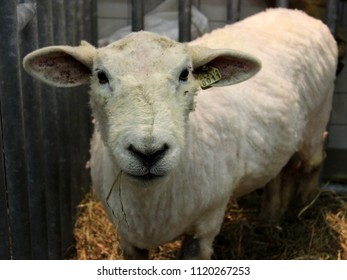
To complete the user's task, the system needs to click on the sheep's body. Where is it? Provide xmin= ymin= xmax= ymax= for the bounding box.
xmin=90 ymin=9 xmax=337 ymax=258
xmin=189 ymin=9 xmax=337 ymax=199
xmin=23 ymin=8 xmax=337 ymax=259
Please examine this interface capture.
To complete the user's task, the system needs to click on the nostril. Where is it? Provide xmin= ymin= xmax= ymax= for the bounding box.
xmin=150 ymin=143 xmax=169 ymax=164
xmin=127 ymin=144 xmax=135 ymax=153
xmin=154 ymin=143 xmax=169 ymax=156
xmin=127 ymin=144 xmax=145 ymax=160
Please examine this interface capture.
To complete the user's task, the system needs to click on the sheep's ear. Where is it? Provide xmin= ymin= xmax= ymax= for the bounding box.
xmin=190 ymin=46 xmax=261 ymax=89
xmin=23 ymin=41 xmax=96 ymax=87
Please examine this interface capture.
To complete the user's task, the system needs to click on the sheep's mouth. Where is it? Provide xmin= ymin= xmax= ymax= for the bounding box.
xmin=126 ymin=172 xmax=166 ymax=182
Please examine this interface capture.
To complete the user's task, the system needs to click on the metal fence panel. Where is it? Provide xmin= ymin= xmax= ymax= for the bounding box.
xmin=0 ymin=0 xmax=96 ymax=259
xmin=0 ymin=0 xmax=31 ymax=260
xmin=0 ymin=120 xmax=10 ymax=260
xmin=19 ymin=2 xmax=48 ymax=260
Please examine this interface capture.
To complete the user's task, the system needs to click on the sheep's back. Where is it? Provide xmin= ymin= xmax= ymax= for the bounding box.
xmin=186 ymin=8 xmax=338 ymax=197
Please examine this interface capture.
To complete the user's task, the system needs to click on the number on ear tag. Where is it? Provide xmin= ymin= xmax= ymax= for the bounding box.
xmin=198 ymin=66 xmax=222 ymax=88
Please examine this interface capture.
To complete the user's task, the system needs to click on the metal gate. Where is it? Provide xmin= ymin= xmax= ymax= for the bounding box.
xmin=0 ymin=0 xmax=97 ymax=259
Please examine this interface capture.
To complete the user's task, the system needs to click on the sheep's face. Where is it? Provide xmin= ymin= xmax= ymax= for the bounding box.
xmin=90 ymin=33 xmax=198 ymax=181
xmin=23 ymin=31 xmax=261 ymax=184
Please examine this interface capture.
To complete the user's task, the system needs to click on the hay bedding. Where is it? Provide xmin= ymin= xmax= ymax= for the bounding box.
xmin=72 ymin=190 xmax=347 ymax=260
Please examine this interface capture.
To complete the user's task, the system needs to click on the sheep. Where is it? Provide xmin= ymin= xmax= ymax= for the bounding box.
xmin=23 ymin=8 xmax=337 ymax=259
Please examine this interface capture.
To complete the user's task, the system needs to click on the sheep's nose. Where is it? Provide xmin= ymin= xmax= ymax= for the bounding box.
xmin=127 ymin=143 xmax=169 ymax=167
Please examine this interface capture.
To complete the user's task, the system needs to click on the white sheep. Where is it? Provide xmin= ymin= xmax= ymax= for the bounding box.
xmin=23 ymin=8 xmax=337 ymax=259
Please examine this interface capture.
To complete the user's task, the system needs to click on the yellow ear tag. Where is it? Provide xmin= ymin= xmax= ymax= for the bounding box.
xmin=198 ymin=66 xmax=222 ymax=88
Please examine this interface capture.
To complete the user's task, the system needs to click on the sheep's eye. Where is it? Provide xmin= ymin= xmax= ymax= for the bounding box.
xmin=179 ymin=68 xmax=189 ymax=82
xmin=97 ymin=70 xmax=109 ymax=84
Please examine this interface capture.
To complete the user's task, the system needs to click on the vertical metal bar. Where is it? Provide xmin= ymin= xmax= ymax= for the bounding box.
xmin=325 ymin=0 xmax=338 ymax=36
xmin=64 ymin=0 xmax=79 ymax=259
xmin=52 ymin=0 xmax=73 ymax=259
xmin=36 ymin=0 xmax=62 ymax=259
xmin=67 ymin=0 xmax=82 ymax=221
xmin=19 ymin=0 xmax=49 ymax=260
xmin=67 ymin=2 xmax=93 ymax=254
xmin=0 ymin=120 xmax=10 ymax=259
xmin=63 ymin=0 xmax=94 ymax=256
xmin=179 ymin=0 xmax=192 ymax=42
xmin=227 ymin=0 xmax=233 ymax=23
xmin=62 ymin=0 xmax=94 ymax=258
xmin=227 ymin=0 xmax=241 ymax=23
xmin=90 ymin=0 xmax=98 ymax=46
xmin=77 ymin=0 xmax=84 ymax=40
xmin=79 ymin=0 xmax=93 ymax=198
xmin=276 ymin=0 xmax=289 ymax=7
xmin=0 ymin=0 xmax=31 ymax=259
xmin=65 ymin=0 xmax=77 ymax=45
xmin=132 ymin=0 xmax=144 ymax=32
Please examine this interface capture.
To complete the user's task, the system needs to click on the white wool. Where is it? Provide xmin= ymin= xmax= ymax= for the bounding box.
xmin=91 ymin=9 xmax=337 ymax=256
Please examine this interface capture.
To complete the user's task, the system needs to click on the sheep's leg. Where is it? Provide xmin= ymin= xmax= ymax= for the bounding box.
xmin=260 ymin=173 xmax=286 ymax=223
xmin=260 ymin=173 xmax=297 ymax=223
xmin=180 ymin=236 xmax=200 ymax=259
xmin=293 ymin=158 xmax=323 ymax=211
xmin=123 ymin=247 xmax=149 ymax=260
xmin=182 ymin=203 xmax=228 ymax=259
xmin=260 ymin=174 xmax=281 ymax=223
xmin=261 ymin=132 xmax=327 ymax=223
xmin=260 ymin=154 xmax=299 ymax=223
xmin=180 ymin=233 xmax=217 ymax=260
xmin=261 ymin=156 xmax=323 ymax=222
xmin=120 ymin=240 xmax=149 ymax=260
xmin=293 ymin=131 xmax=327 ymax=211
xmin=198 ymin=233 xmax=218 ymax=259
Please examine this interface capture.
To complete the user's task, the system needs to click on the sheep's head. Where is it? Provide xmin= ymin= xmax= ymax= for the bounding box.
xmin=23 ymin=32 xmax=260 ymax=183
